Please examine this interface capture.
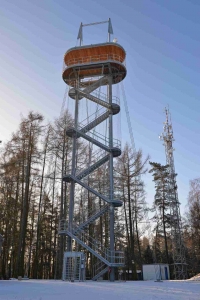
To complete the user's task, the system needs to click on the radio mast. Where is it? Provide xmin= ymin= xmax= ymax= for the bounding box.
xmin=160 ymin=107 xmax=187 ymax=279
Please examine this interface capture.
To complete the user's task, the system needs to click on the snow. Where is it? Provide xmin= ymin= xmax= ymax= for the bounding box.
xmin=188 ymin=274 xmax=200 ymax=281
xmin=0 ymin=280 xmax=199 ymax=300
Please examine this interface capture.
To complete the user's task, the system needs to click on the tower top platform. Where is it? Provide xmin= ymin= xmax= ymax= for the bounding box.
xmin=62 ymin=42 xmax=127 ymax=87
xmin=64 ymin=42 xmax=126 ymax=66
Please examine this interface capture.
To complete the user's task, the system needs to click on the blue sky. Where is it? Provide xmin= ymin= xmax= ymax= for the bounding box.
xmin=0 ymin=0 xmax=200 ymax=214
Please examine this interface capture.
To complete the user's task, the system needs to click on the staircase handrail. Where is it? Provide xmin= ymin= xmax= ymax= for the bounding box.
xmin=59 ymin=220 xmax=124 ymax=265
xmin=93 ymin=260 xmax=106 ymax=278
xmin=72 ymin=204 xmax=109 ymax=231
xmin=79 ymin=106 xmax=107 ymax=128
xmin=77 ymin=181 xmax=122 ymax=200
xmin=65 ymin=148 xmax=108 ymax=177
xmin=90 ymin=90 xmax=120 ymax=106
xmin=77 ymin=124 xmax=121 ymax=149
xmin=73 ymin=226 xmax=124 ymax=264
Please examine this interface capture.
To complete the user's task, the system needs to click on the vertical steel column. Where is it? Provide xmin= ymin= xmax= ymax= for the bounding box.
xmin=67 ymin=75 xmax=79 ymax=252
xmin=108 ymin=74 xmax=115 ymax=282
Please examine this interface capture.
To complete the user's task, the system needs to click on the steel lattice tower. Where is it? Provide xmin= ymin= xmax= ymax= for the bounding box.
xmin=59 ymin=19 xmax=126 ymax=281
xmin=160 ymin=107 xmax=187 ymax=279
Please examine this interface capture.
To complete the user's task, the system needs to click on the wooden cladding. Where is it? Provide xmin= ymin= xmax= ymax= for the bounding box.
xmin=64 ymin=43 xmax=126 ymax=66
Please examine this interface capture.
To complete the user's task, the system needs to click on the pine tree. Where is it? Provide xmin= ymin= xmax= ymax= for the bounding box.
xmin=143 ymin=245 xmax=154 ymax=264
xmin=185 ymin=178 xmax=200 ymax=275
xmin=115 ymin=144 xmax=149 ymax=279
xmin=149 ymin=162 xmax=171 ymax=264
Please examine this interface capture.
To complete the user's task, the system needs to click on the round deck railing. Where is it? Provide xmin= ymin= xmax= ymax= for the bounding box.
xmin=64 ymin=53 xmax=126 ymax=68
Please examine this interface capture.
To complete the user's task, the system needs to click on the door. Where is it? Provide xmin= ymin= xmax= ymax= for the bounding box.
xmin=165 ymin=267 xmax=168 ymax=280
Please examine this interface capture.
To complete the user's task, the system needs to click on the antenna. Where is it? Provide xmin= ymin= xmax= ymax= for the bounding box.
xmin=160 ymin=106 xmax=187 ymax=279
xmin=77 ymin=18 xmax=114 ymax=45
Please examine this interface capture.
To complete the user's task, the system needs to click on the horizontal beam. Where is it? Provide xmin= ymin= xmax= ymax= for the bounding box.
xmin=82 ymin=20 xmax=108 ymax=27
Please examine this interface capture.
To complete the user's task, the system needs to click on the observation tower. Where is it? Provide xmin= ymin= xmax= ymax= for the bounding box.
xmin=59 ymin=19 xmax=126 ymax=281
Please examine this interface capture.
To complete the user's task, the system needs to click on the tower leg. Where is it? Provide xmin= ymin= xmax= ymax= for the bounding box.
xmin=109 ymin=204 xmax=115 ymax=281
xmin=108 ymin=74 xmax=115 ymax=282
xmin=67 ymin=79 xmax=79 ymax=252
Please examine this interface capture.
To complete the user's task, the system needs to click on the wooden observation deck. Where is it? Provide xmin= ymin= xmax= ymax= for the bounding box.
xmin=62 ymin=42 xmax=127 ymax=87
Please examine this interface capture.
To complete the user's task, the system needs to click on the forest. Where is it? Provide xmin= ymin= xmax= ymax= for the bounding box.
xmin=0 ymin=110 xmax=199 ymax=280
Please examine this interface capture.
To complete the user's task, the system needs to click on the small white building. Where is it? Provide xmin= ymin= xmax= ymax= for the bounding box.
xmin=142 ymin=264 xmax=170 ymax=280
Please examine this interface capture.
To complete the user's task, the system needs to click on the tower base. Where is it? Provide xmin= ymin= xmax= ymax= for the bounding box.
xmin=62 ymin=252 xmax=85 ymax=282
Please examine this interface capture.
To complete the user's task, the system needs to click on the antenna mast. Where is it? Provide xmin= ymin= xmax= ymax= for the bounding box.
xmin=160 ymin=107 xmax=187 ymax=279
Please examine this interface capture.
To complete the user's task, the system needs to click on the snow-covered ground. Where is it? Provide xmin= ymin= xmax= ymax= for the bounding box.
xmin=0 ymin=280 xmax=199 ymax=300
xmin=188 ymin=273 xmax=200 ymax=281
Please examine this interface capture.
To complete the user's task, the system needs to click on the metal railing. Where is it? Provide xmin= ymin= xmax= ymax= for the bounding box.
xmin=59 ymin=221 xmax=124 ymax=265
xmin=73 ymin=228 xmax=124 ymax=264
xmin=77 ymin=124 xmax=121 ymax=149
xmin=64 ymin=54 xmax=126 ymax=69
xmin=65 ymin=148 xmax=107 ymax=177
xmin=90 ymin=89 xmax=120 ymax=105
xmin=72 ymin=204 xmax=109 ymax=228
xmin=93 ymin=261 xmax=106 ymax=278
xmin=76 ymin=179 xmax=122 ymax=201
xmin=79 ymin=106 xmax=107 ymax=129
